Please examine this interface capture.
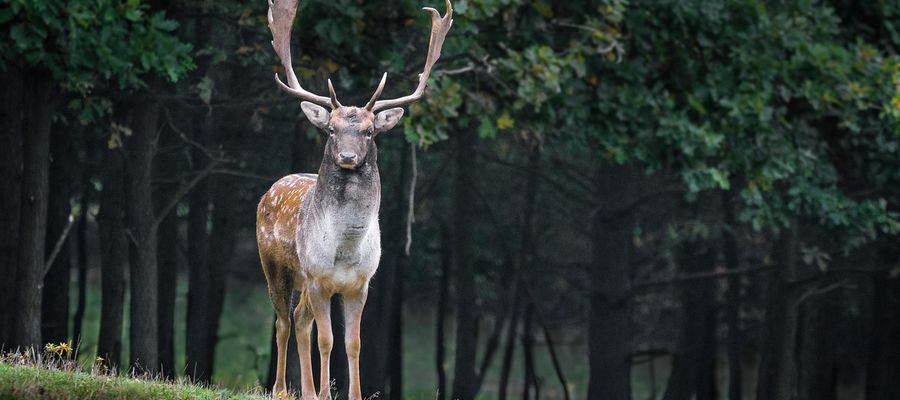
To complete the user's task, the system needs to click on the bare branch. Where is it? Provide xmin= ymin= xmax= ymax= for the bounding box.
xmin=474 ymin=148 xmax=596 ymax=207
xmin=212 ymin=168 xmax=282 ymax=182
xmin=161 ymin=106 xmax=233 ymax=163
xmin=152 ymin=160 xmax=219 ymax=229
xmin=522 ymin=283 xmax=571 ymax=400
xmin=404 ymin=143 xmax=417 ymax=256
xmin=434 ymin=63 xmax=475 ymax=76
xmin=554 ymin=20 xmax=625 ymax=60
xmin=43 ymin=214 xmax=76 ymax=278
xmin=632 ymin=265 xmax=773 ymax=292
xmin=794 ymin=280 xmax=853 ymax=307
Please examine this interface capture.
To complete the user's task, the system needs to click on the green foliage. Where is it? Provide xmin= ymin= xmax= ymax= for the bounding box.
xmin=0 ymin=0 xmax=194 ymax=121
xmin=404 ymin=76 xmax=463 ymax=146
xmin=395 ymin=0 xmax=900 ymax=246
xmin=403 ymin=0 xmax=625 ymax=147
xmin=586 ymin=0 xmax=900 ymax=242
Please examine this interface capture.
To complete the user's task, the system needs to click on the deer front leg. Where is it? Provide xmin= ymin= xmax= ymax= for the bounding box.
xmin=308 ymin=285 xmax=334 ymax=400
xmin=294 ymin=293 xmax=317 ymax=400
xmin=343 ymin=288 xmax=368 ymax=400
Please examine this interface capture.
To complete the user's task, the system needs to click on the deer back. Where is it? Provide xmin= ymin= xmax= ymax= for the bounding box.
xmin=256 ymin=173 xmax=318 ymax=273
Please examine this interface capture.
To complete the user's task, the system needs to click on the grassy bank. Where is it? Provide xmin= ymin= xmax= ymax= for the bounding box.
xmin=0 ymin=360 xmax=269 ymax=400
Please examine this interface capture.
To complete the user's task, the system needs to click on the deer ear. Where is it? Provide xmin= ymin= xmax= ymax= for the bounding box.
xmin=300 ymin=101 xmax=330 ymax=130
xmin=374 ymin=108 xmax=404 ymax=132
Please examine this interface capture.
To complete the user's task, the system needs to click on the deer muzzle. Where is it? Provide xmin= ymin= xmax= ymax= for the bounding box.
xmin=338 ymin=152 xmax=359 ymax=169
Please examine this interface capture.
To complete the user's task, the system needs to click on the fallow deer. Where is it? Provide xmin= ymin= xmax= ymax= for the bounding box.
xmin=256 ymin=1 xmax=453 ymax=399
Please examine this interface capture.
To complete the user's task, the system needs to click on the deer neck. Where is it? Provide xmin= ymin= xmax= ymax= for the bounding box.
xmin=312 ymin=152 xmax=381 ymax=236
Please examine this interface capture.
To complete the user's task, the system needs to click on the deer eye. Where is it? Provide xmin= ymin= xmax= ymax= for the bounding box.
xmin=328 ymin=127 xmax=335 ymax=136
xmin=366 ymin=129 xmax=373 ymax=138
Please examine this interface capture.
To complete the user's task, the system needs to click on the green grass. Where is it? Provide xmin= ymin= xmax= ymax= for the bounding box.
xmin=0 ymin=360 xmax=270 ymax=400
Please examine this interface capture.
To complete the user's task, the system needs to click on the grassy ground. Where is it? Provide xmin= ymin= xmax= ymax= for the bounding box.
xmin=0 ymin=359 xmax=269 ymax=400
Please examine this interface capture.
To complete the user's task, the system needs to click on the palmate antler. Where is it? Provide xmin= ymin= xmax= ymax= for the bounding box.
xmin=268 ymin=0 xmax=339 ymax=108
xmin=269 ymin=0 xmax=453 ymax=110
xmin=367 ymin=0 xmax=454 ymax=111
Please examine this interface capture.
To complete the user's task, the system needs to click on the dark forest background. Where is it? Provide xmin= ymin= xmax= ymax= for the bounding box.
xmin=2 ymin=0 xmax=900 ymax=399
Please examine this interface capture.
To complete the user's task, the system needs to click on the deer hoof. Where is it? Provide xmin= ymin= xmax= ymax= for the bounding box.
xmin=300 ymin=392 xmax=317 ymax=400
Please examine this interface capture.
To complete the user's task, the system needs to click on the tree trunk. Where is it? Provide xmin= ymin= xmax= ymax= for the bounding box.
xmin=756 ymin=221 xmax=800 ymax=400
xmin=695 ymin=275 xmax=717 ymax=400
xmin=796 ymin=290 xmax=837 ymax=400
xmin=157 ymin=211 xmax=179 ymax=379
xmin=72 ymin=188 xmax=90 ymax=350
xmin=41 ymin=127 xmax=80 ymax=346
xmin=187 ymin=170 xmax=235 ymax=382
xmin=125 ymin=99 xmax=161 ymax=373
xmin=186 ymin=177 xmax=222 ymax=382
xmin=435 ymin=224 xmax=451 ymax=400
xmin=185 ymin=106 xmax=214 ymax=381
xmin=539 ymin=312 xmax=571 ymax=400
xmin=521 ymin=301 xmax=538 ymax=400
xmin=97 ymin=143 xmax=128 ymax=369
xmin=498 ymin=291 xmax=522 ymax=400
xmin=864 ymin=245 xmax=900 ymax=400
xmin=518 ymin=145 xmax=541 ymax=400
xmin=388 ymin=257 xmax=404 ymax=400
xmin=184 ymin=6 xmax=217 ymax=381
xmin=71 ymin=142 xmax=94 ymax=351
xmin=721 ymin=190 xmax=743 ymax=400
xmin=451 ymin=128 xmax=477 ymax=400
xmin=0 ymin=66 xmax=24 ymax=348
xmin=387 ymin=142 xmax=414 ymax=400
xmin=12 ymin=74 xmax=55 ymax=350
xmin=662 ymin=235 xmax=717 ymax=400
xmin=587 ymin=163 xmax=636 ymax=400
xmin=360 ymin=252 xmax=395 ymax=397
xmin=185 ymin=192 xmax=211 ymax=379
xmin=361 ymin=138 xmax=410 ymax=398
xmin=155 ymin=119 xmax=183 ymax=379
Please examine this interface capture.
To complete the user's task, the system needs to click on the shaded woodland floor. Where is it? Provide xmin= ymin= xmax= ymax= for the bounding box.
xmin=65 ymin=273 xmax=869 ymax=400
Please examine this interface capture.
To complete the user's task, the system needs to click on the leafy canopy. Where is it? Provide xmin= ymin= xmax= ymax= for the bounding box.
xmin=0 ymin=0 xmax=194 ymax=121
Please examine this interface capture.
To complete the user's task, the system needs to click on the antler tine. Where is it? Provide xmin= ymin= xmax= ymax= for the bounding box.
xmin=327 ymin=79 xmax=342 ymax=108
xmin=370 ymin=0 xmax=453 ymax=112
xmin=365 ymin=72 xmax=388 ymax=111
xmin=268 ymin=0 xmax=334 ymax=108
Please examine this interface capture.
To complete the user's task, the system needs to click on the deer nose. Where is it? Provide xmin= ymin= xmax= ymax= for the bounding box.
xmin=339 ymin=152 xmax=358 ymax=165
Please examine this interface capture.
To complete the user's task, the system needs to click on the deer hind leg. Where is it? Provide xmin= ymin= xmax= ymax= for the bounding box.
xmin=307 ymin=284 xmax=334 ymax=400
xmin=273 ymin=314 xmax=291 ymax=398
xmin=343 ymin=288 xmax=369 ymax=400
xmin=263 ymin=259 xmax=293 ymax=398
xmin=294 ymin=290 xmax=317 ymax=400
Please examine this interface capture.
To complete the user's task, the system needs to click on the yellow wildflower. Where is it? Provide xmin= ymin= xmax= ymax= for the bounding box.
xmin=57 ymin=342 xmax=73 ymax=355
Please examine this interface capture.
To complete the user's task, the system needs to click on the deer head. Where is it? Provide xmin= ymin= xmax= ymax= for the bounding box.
xmin=268 ymin=0 xmax=453 ymax=170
